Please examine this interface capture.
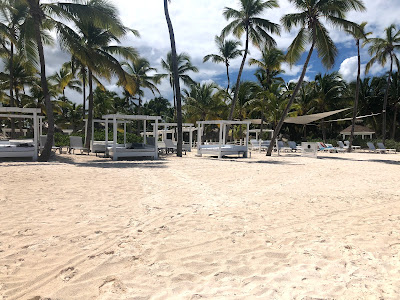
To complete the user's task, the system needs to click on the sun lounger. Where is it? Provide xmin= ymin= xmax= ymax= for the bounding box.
xmin=367 ymin=142 xmax=385 ymax=153
xmin=277 ymin=141 xmax=292 ymax=152
xmin=68 ymin=136 xmax=89 ymax=155
xmin=163 ymin=139 xmax=187 ymax=155
xmin=288 ymin=141 xmax=301 ymax=152
xmin=0 ymin=140 xmax=36 ymax=159
xmin=337 ymin=141 xmax=349 ymax=151
xmin=377 ymin=142 xmax=396 ymax=154
xmin=40 ymin=135 xmax=62 ymax=154
xmin=317 ymin=142 xmax=340 ymax=153
xmin=344 ymin=140 xmax=361 ymax=150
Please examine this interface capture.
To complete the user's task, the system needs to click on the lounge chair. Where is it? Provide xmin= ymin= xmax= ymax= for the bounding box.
xmin=163 ymin=139 xmax=186 ymax=155
xmin=277 ymin=141 xmax=291 ymax=152
xmin=68 ymin=136 xmax=89 ymax=154
xmin=288 ymin=141 xmax=301 ymax=152
xmin=250 ymin=139 xmax=260 ymax=151
xmin=40 ymin=135 xmax=62 ymax=154
xmin=337 ymin=141 xmax=349 ymax=151
xmin=344 ymin=140 xmax=361 ymax=150
xmin=317 ymin=142 xmax=339 ymax=153
xmin=367 ymin=142 xmax=385 ymax=153
xmin=377 ymin=142 xmax=396 ymax=154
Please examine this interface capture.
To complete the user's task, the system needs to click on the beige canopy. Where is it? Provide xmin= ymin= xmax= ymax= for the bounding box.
xmin=284 ymin=108 xmax=352 ymax=125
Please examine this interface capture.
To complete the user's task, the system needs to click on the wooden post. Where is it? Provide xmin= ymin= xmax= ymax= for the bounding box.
xmin=33 ymin=112 xmax=38 ymax=161
xmin=154 ymin=118 xmax=158 ymax=159
xmin=218 ymin=122 xmax=223 ymax=159
xmin=189 ymin=126 xmax=193 ymax=152
xmin=113 ymin=116 xmax=117 ymax=161
xmin=143 ymin=120 xmax=147 ymax=144
xmin=245 ymin=122 xmax=249 ymax=158
xmin=124 ymin=121 xmax=127 ymax=146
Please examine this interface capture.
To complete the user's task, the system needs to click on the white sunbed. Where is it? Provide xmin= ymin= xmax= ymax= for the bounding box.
xmin=377 ymin=142 xmax=396 ymax=154
xmin=107 ymin=143 xmax=157 ymax=160
xmin=68 ymin=136 xmax=89 ymax=155
xmin=367 ymin=142 xmax=385 ymax=153
xmin=288 ymin=141 xmax=302 ymax=152
xmin=0 ymin=140 xmax=36 ymax=159
xmin=198 ymin=144 xmax=248 ymax=158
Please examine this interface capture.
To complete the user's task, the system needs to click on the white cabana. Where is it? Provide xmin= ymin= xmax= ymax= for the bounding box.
xmin=84 ymin=118 xmax=129 ymax=154
xmin=0 ymin=107 xmax=41 ymax=160
xmin=102 ymin=114 xmax=161 ymax=160
xmin=196 ymin=120 xmax=250 ymax=159
xmin=155 ymin=123 xmax=196 ymax=152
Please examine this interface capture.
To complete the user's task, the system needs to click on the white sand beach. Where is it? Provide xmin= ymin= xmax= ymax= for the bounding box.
xmin=0 ymin=152 xmax=399 ymax=299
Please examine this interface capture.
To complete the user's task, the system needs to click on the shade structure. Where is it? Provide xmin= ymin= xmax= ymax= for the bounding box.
xmin=284 ymin=108 xmax=352 ymax=125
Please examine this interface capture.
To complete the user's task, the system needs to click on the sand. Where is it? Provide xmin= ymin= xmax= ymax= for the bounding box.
xmin=0 ymin=151 xmax=399 ymax=299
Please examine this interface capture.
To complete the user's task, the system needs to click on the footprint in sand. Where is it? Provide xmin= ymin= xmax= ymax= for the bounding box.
xmin=98 ymin=276 xmax=127 ymax=295
xmin=59 ymin=266 xmax=77 ymax=282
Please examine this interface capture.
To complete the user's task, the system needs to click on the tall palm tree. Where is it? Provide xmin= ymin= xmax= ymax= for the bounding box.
xmin=164 ymin=0 xmax=184 ymax=157
xmin=55 ymin=0 xmax=139 ymax=148
xmin=366 ymin=24 xmax=400 ymax=143
xmin=345 ymin=22 xmax=371 ymax=151
xmin=389 ymin=71 xmax=400 ymax=139
xmin=121 ymin=57 xmax=160 ymax=114
xmin=49 ymin=63 xmax=82 ymax=97
xmin=159 ymin=51 xmax=198 ymax=114
xmin=221 ymin=0 xmax=280 ymax=120
xmin=183 ymin=82 xmax=226 ymax=122
xmin=266 ymin=0 xmax=365 ymax=156
xmin=121 ymin=56 xmax=160 ymax=134
xmin=312 ymin=72 xmax=348 ymax=142
xmin=249 ymin=45 xmax=285 ymax=89
xmin=203 ymin=35 xmax=242 ymax=92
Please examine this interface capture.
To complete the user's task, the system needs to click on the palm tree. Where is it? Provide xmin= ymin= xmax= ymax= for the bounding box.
xmin=389 ymin=71 xmax=400 ymax=139
xmin=183 ymin=82 xmax=226 ymax=122
xmin=164 ymin=0 xmax=184 ymax=157
xmin=121 ymin=56 xmax=160 ymax=134
xmin=49 ymin=63 xmax=82 ymax=97
xmin=221 ymin=0 xmax=280 ymax=120
xmin=203 ymin=35 xmax=242 ymax=92
xmin=344 ymin=22 xmax=371 ymax=151
xmin=249 ymin=45 xmax=285 ymax=89
xmin=312 ymin=72 xmax=348 ymax=142
xmin=266 ymin=0 xmax=365 ymax=156
xmin=55 ymin=0 xmax=139 ymax=148
xmin=121 ymin=57 xmax=160 ymax=114
xmin=366 ymin=24 xmax=400 ymax=143
xmin=159 ymin=51 xmax=199 ymax=114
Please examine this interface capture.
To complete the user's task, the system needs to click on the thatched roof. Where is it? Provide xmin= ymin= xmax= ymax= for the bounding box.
xmin=340 ymin=125 xmax=375 ymax=134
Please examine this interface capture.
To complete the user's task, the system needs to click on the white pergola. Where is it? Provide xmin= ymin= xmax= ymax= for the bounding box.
xmin=196 ymin=120 xmax=250 ymax=159
xmin=84 ymin=118 xmax=130 ymax=151
xmin=0 ymin=107 xmax=41 ymax=160
xmin=102 ymin=114 xmax=161 ymax=160
xmin=154 ymin=123 xmax=197 ymax=151
xmin=247 ymin=128 xmax=274 ymax=140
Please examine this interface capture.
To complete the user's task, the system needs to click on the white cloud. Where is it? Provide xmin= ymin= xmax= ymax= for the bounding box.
xmin=52 ymin=0 xmax=400 ymax=102
xmin=338 ymin=56 xmax=365 ymax=82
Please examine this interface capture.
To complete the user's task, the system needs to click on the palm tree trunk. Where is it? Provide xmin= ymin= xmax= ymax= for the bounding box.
xmin=82 ymin=74 xmax=86 ymax=118
xmin=225 ymin=62 xmax=230 ymax=93
xmin=85 ymin=69 xmax=94 ymax=149
xmin=382 ymin=55 xmax=393 ymax=144
xmin=9 ymin=42 xmax=16 ymax=138
xmin=164 ymin=0 xmax=182 ymax=157
xmin=28 ymin=0 xmax=54 ymax=162
xmin=228 ymin=28 xmax=249 ymax=120
xmin=321 ymin=121 xmax=327 ymax=143
xmin=391 ymin=102 xmax=398 ymax=139
xmin=348 ymin=40 xmax=361 ymax=152
xmin=266 ymin=41 xmax=315 ymax=156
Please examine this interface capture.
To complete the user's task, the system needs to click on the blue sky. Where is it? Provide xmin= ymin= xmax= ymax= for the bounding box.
xmin=51 ymin=0 xmax=400 ymax=104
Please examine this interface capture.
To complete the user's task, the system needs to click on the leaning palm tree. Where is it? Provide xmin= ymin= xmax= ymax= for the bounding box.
xmin=366 ymin=24 xmax=400 ymax=144
xmin=203 ymin=35 xmax=243 ymax=92
xmin=49 ymin=63 xmax=82 ymax=97
xmin=266 ymin=0 xmax=366 ymax=156
xmin=345 ymin=22 xmax=371 ymax=152
xmin=221 ymin=0 xmax=280 ymax=120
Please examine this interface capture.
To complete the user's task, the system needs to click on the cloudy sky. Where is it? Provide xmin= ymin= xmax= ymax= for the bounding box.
xmin=49 ymin=0 xmax=400 ymax=104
